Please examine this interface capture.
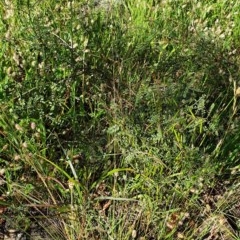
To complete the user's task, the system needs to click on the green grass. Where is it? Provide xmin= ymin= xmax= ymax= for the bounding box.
xmin=0 ymin=0 xmax=240 ymax=239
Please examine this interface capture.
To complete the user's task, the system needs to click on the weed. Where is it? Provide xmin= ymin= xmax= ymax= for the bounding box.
xmin=0 ymin=0 xmax=240 ymax=239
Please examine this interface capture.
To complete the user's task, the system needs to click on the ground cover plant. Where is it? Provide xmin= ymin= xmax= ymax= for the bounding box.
xmin=0 ymin=0 xmax=240 ymax=239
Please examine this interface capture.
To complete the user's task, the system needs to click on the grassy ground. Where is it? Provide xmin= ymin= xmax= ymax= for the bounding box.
xmin=0 ymin=0 xmax=240 ymax=239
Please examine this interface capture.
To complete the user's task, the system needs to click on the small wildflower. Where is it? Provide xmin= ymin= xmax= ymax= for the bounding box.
xmin=5 ymin=30 xmax=11 ymax=40
xmin=123 ymin=174 xmax=127 ymax=181
xmin=31 ymin=60 xmax=37 ymax=67
xmin=0 ymin=169 xmax=5 ymax=175
xmin=6 ymin=67 xmax=12 ymax=75
xmin=34 ymin=132 xmax=40 ymax=139
xmin=219 ymin=33 xmax=225 ymax=39
xmin=13 ymin=53 xmax=21 ymax=65
xmin=2 ymin=144 xmax=8 ymax=151
xmin=68 ymin=180 xmax=75 ymax=190
xmin=75 ymin=57 xmax=82 ymax=62
xmin=132 ymin=229 xmax=137 ymax=238
xmin=72 ymin=43 xmax=78 ymax=49
xmin=38 ymin=62 xmax=45 ymax=69
xmin=4 ymin=8 xmax=14 ymax=20
xmin=14 ymin=155 xmax=21 ymax=161
xmin=30 ymin=122 xmax=36 ymax=130
xmin=15 ymin=124 xmax=23 ymax=131
xmin=177 ymin=232 xmax=185 ymax=239
xmin=166 ymin=222 xmax=175 ymax=230
xmin=22 ymin=142 xmax=28 ymax=148
xmin=190 ymin=188 xmax=198 ymax=194
xmin=235 ymin=87 xmax=240 ymax=97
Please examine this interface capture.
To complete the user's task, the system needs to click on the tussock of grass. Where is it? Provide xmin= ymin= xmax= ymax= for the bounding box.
xmin=0 ymin=0 xmax=240 ymax=239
